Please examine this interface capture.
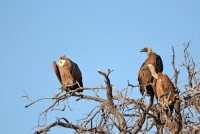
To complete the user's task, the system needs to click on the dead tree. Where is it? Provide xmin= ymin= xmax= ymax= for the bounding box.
xmin=24 ymin=43 xmax=200 ymax=134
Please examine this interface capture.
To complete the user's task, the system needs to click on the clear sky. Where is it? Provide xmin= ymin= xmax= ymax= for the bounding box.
xmin=0 ymin=1 xmax=200 ymax=134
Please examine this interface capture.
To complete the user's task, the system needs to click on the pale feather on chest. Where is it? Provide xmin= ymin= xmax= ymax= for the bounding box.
xmin=58 ymin=60 xmax=74 ymax=85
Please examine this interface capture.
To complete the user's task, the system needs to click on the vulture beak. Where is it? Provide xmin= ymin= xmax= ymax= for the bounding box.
xmin=140 ymin=47 xmax=148 ymax=52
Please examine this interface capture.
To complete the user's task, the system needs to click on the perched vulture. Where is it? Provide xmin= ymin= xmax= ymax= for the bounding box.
xmin=52 ymin=55 xmax=83 ymax=92
xmin=143 ymin=64 xmax=176 ymax=115
xmin=138 ymin=47 xmax=163 ymax=97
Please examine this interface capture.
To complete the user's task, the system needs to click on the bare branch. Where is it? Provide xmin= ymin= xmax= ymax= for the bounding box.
xmin=34 ymin=120 xmax=111 ymax=134
xmin=171 ymin=46 xmax=180 ymax=89
xmin=132 ymin=96 xmax=154 ymax=134
xmin=98 ymin=68 xmax=128 ymax=132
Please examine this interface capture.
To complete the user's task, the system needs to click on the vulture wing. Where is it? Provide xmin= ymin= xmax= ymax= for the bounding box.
xmin=72 ymin=62 xmax=83 ymax=87
xmin=160 ymin=74 xmax=175 ymax=105
xmin=70 ymin=61 xmax=83 ymax=92
xmin=52 ymin=61 xmax=62 ymax=84
xmin=160 ymin=75 xmax=174 ymax=94
xmin=156 ymin=55 xmax=163 ymax=73
xmin=160 ymin=74 xmax=176 ymax=115
xmin=138 ymin=61 xmax=154 ymax=96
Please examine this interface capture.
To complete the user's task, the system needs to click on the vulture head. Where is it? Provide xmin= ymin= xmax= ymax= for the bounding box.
xmin=142 ymin=64 xmax=158 ymax=79
xmin=59 ymin=54 xmax=67 ymax=66
xmin=140 ymin=47 xmax=152 ymax=56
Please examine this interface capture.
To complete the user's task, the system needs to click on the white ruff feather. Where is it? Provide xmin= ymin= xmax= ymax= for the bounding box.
xmin=59 ymin=60 xmax=66 ymax=66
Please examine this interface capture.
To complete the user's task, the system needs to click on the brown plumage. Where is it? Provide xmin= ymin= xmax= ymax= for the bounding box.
xmin=143 ymin=64 xmax=176 ymax=115
xmin=52 ymin=55 xmax=83 ymax=92
xmin=138 ymin=47 xmax=163 ymax=97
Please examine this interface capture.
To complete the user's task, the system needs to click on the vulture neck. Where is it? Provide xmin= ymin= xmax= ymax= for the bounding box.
xmin=147 ymin=50 xmax=152 ymax=57
xmin=148 ymin=65 xmax=158 ymax=79
xmin=152 ymin=72 xmax=158 ymax=79
xmin=147 ymin=52 xmax=151 ymax=57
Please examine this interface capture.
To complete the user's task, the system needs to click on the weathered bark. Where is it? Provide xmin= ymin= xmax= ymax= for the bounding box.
xmin=98 ymin=69 xmax=127 ymax=133
xmin=132 ymin=96 xmax=154 ymax=134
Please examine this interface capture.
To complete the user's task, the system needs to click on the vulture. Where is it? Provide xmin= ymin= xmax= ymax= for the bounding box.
xmin=138 ymin=47 xmax=163 ymax=97
xmin=143 ymin=64 xmax=176 ymax=115
xmin=52 ymin=55 xmax=83 ymax=92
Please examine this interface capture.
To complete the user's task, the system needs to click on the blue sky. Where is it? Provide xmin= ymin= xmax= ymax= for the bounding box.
xmin=0 ymin=1 xmax=200 ymax=133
